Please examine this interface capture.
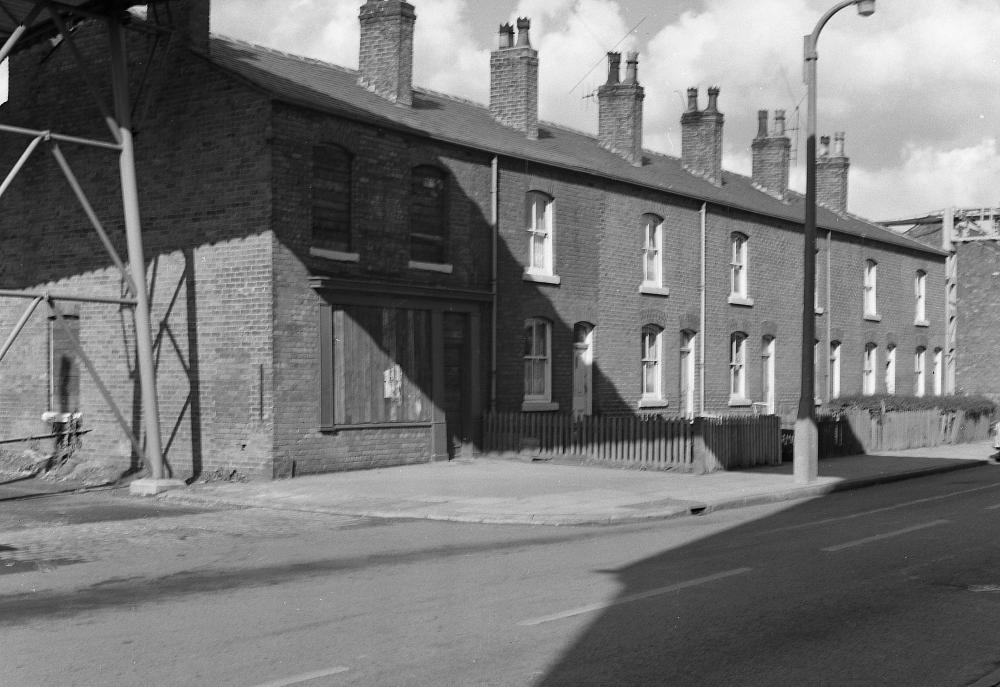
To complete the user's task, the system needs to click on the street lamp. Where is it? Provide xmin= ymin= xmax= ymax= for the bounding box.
xmin=795 ymin=0 xmax=875 ymax=484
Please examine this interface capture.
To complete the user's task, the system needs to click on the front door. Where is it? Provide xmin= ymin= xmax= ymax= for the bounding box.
xmin=442 ymin=312 xmax=470 ymax=457
xmin=572 ymin=323 xmax=593 ymax=419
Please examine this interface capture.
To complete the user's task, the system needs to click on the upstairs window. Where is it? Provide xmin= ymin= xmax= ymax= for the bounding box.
xmin=863 ymin=342 xmax=877 ymax=395
xmin=641 ymin=214 xmax=663 ymax=287
xmin=523 ymin=318 xmax=552 ymax=404
xmin=641 ymin=325 xmax=663 ymax=402
xmin=863 ymin=259 xmax=878 ymax=318
xmin=914 ymin=270 xmax=927 ymax=323
xmin=312 ymin=144 xmax=353 ymax=252
xmin=730 ymin=233 xmax=748 ymax=299
xmin=526 ymin=192 xmax=554 ymax=276
xmin=410 ymin=165 xmax=447 ymax=264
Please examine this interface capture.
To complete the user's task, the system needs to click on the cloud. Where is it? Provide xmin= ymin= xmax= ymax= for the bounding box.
xmin=853 ymin=138 xmax=1000 ymax=220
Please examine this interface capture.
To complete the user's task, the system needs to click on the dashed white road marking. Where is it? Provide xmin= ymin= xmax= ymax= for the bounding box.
xmin=250 ymin=666 xmax=350 ymax=687
xmin=764 ymin=483 xmax=1000 ymax=535
xmin=821 ymin=519 xmax=950 ymax=553
xmin=517 ymin=567 xmax=752 ymax=627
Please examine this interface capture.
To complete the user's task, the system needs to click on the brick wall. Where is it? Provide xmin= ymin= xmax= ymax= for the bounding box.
xmin=954 ymin=241 xmax=1000 ymax=401
xmin=0 ymin=20 xmax=275 ymax=479
xmin=267 ymin=101 xmax=493 ymax=475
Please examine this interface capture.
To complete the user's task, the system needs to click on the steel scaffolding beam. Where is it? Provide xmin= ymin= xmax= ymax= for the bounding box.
xmin=0 ymin=1 xmax=182 ymax=493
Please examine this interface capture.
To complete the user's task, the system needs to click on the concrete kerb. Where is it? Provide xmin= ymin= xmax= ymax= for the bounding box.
xmin=156 ymin=455 xmax=992 ymax=527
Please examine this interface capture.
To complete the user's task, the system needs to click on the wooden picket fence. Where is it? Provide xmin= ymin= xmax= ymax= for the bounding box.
xmin=481 ymin=412 xmax=782 ymax=472
xmin=818 ymin=409 xmax=995 ymax=457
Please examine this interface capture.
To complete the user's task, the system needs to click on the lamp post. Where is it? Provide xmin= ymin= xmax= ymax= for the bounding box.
xmin=795 ymin=0 xmax=875 ymax=484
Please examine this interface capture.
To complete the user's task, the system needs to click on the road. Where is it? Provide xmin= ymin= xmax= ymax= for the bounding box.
xmin=3 ymin=467 xmax=1000 ymax=686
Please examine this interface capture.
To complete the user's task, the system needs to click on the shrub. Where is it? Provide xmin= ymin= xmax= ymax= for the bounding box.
xmin=822 ymin=394 xmax=997 ymax=419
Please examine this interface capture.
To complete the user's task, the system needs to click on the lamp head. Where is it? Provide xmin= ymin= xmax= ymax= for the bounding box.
xmin=856 ymin=0 xmax=875 ymax=16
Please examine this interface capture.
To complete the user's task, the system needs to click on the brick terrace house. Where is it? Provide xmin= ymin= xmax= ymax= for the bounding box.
xmin=0 ymin=0 xmax=948 ymax=480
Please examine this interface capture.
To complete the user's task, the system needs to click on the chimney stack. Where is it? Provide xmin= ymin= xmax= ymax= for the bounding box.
xmin=681 ymin=86 xmax=724 ymax=185
xmin=751 ymin=109 xmax=791 ymax=199
xmin=597 ymin=51 xmax=645 ymax=166
xmin=168 ymin=0 xmax=210 ymax=53
xmin=358 ymin=0 xmax=416 ymax=106
xmin=490 ymin=17 xmax=539 ymax=138
xmin=817 ymin=131 xmax=850 ymax=214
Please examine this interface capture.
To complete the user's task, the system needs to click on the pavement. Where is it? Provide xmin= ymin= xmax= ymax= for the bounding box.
xmin=154 ymin=440 xmax=1000 ymax=526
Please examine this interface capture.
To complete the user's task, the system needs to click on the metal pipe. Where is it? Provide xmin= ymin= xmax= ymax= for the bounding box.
xmin=108 ymin=15 xmax=167 ymax=480
xmin=0 ymin=135 xmax=43 ymax=201
xmin=0 ymin=289 xmax=136 ymax=305
xmin=46 ymin=297 xmax=146 ymax=460
xmin=489 ymin=155 xmax=498 ymax=412
xmin=0 ymin=123 xmax=121 ymax=151
xmin=699 ymin=202 xmax=706 ymax=416
xmin=49 ymin=142 xmax=138 ymax=297
xmin=0 ymin=296 xmax=42 ymax=363
xmin=0 ymin=1 xmax=43 ymax=64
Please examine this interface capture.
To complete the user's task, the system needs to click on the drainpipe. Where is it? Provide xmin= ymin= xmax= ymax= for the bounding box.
xmin=490 ymin=155 xmax=499 ymax=412
xmin=699 ymin=203 xmax=707 ymax=416
xmin=826 ymin=228 xmax=832 ymax=400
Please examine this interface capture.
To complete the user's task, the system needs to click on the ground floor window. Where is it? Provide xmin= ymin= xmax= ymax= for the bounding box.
xmin=323 ymin=304 xmax=433 ymax=425
xmin=523 ymin=318 xmax=552 ymax=403
xmin=729 ymin=332 xmax=747 ymax=402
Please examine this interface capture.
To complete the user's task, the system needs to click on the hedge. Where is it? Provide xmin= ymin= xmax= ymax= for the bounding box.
xmin=821 ymin=394 xmax=997 ymax=420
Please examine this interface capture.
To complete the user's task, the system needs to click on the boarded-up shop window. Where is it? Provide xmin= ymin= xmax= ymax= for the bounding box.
xmin=312 ymin=144 xmax=352 ymax=252
xmin=321 ymin=304 xmax=433 ymax=427
xmin=49 ymin=311 xmax=81 ymax=414
xmin=409 ymin=165 xmax=447 ymax=264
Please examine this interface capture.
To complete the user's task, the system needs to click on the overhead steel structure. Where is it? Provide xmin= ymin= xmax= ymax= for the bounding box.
xmin=0 ymin=0 xmax=182 ymax=493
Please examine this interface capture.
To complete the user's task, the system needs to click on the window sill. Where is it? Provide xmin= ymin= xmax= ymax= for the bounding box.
xmin=863 ymin=312 xmax=882 ymax=322
xmin=728 ymin=396 xmax=752 ymax=407
xmin=521 ymin=400 xmax=559 ymax=412
xmin=914 ymin=319 xmax=930 ymax=328
xmin=408 ymin=260 xmax=453 ymax=274
xmin=727 ymin=294 xmax=755 ymax=307
xmin=310 ymin=247 xmax=360 ymax=262
xmin=639 ymin=284 xmax=670 ymax=297
xmin=523 ymin=272 xmax=561 ymax=285
xmin=638 ymin=398 xmax=668 ymax=409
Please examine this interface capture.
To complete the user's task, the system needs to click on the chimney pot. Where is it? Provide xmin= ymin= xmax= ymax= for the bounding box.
xmin=833 ymin=131 xmax=845 ymax=157
xmin=623 ymin=51 xmax=638 ymax=85
xmin=819 ymin=135 xmax=831 ymax=157
xmin=774 ymin=109 xmax=786 ymax=136
xmin=706 ymin=86 xmax=720 ymax=113
xmin=756 ymin=110 xmax=768 ymax=139
xmin=498 ymin=23 xmax=514 ymax=49
xmin=515 ymin=17 xmax=531 ymax=46
xmin=605 ymin=52 xmax=621 ymax=85
xmin=686 ymin=87 xmax=698 ymax=112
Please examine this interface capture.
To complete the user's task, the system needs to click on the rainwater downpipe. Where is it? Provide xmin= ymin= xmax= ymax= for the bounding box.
xmin=490 ymin=155 xmax=499 ymax=412
xmin=825 ymin=229 xmax=832 ymax=400
xmin=699 ymin=202 xmax=707 ymax=416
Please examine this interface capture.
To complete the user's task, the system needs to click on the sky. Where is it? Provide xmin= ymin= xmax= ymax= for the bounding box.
xmin=64 ymin=1 xmax=1000 ymax=221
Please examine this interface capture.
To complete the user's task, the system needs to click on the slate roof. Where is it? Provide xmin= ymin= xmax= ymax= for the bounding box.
xmin=207 ymin=36 xmax=944 ymax=257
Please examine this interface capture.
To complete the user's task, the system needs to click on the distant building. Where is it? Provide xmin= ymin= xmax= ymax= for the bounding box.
xmin=0 ymin=0 xmax=946 ymax=479
xmin=882 ymin=208 xmax=1000 ymax=403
